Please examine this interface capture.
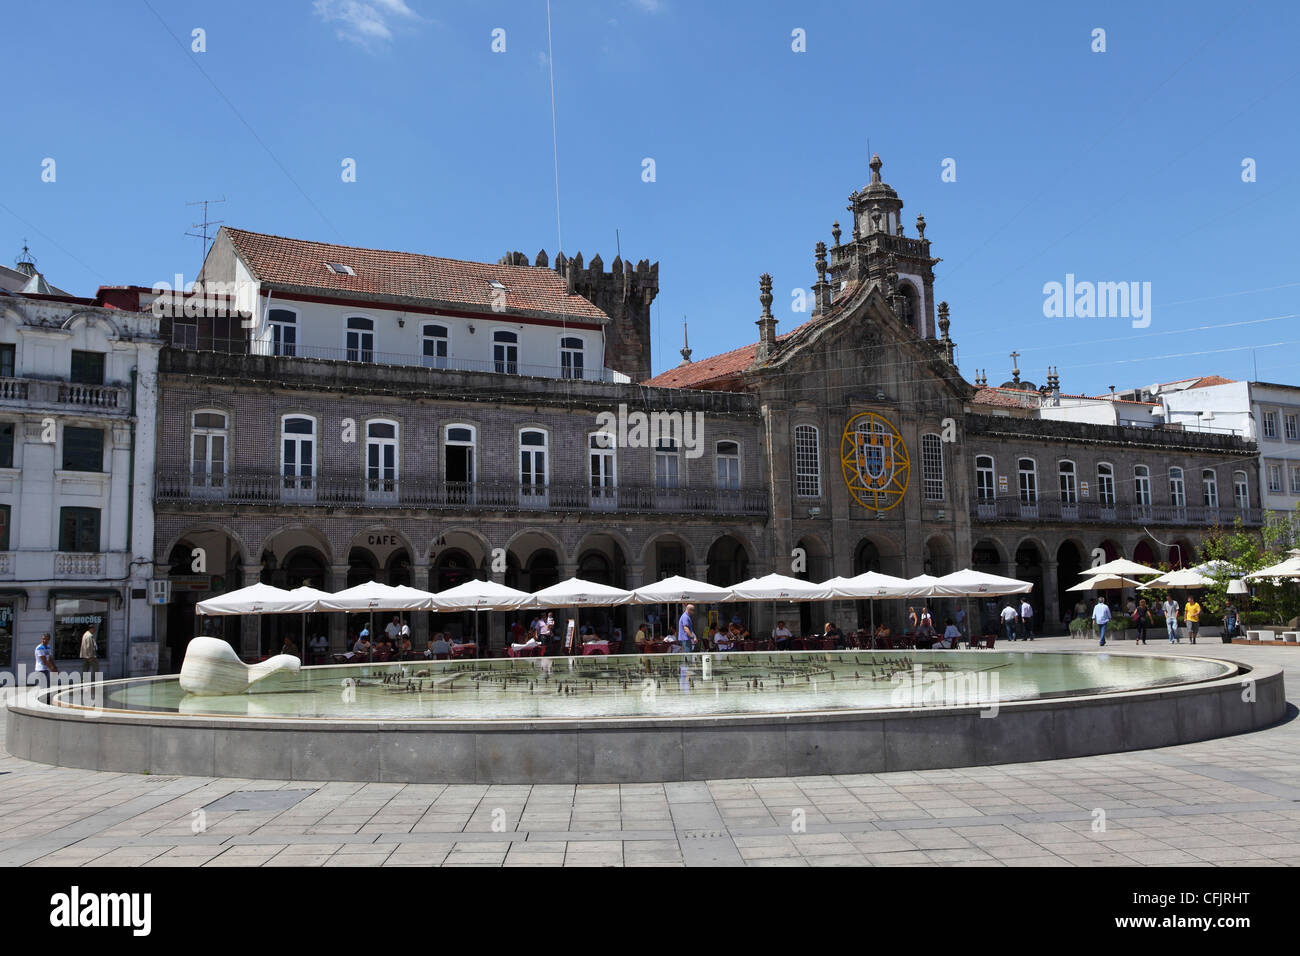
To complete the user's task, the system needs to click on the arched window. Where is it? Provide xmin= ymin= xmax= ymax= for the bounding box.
xmin=422 ymin=323 xmax=449 ymax=369
xmin=365 ymin=420 xmax=398 ymax=495
xmin=268 ymin=309 xmax=297 ymax=357
xmin=281 ymin=415 xmax=316 ymax=496
xmin=519 ymin=428 xmax=548 ymax=506
xmin=921 ymin=433 xmax=944 ymax=500
xmin=898 ymin=284 xmax=920 ymax=335
xmin=1017 ymin=458 xmax=1037 ymax=504
xmin=975 ymin=455 xmax=995 ymax=501
xmin=1097 ymin=462 xmax=1116 ymax=507
xmin=1169 ymin=467 xmax=1186 ymax=508
xmin=794 ymin=425 xmax=821 ymax=498
xmin=716 ymin=440 xmax=741 ymax=490
xmin=493 ymin=330 xmax=519 ymax=374
xmin=1202 ymin=469 xmax=1218 ymax=508
xmin=1233 ymin=470 xmax=1250 ymax=509
xmin=1058 ymin=460 xmax=1077 ymax=505
xmin=191 ymin=409 xmax=228 ymax=493
xmin=1134 ymin=465 xmax=1152 ymax=507
xmin=559 ymin=336 xmax=584 ymax=380
xmin=346 ymin=316 xmax=374 ymax=362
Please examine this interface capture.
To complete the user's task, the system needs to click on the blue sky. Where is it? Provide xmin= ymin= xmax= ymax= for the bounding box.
xmin=4 ymin=0 xmax=1298 ymax=392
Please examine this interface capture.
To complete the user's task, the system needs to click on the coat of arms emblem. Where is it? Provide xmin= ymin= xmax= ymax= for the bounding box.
xmin=841 ymin=412 xmax=910 ymax=510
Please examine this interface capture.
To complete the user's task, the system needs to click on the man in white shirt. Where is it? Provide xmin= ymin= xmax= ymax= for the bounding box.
xmin=1018 ymin=599 xmax=1034 ymax=640
xmin=385 ymin=616 xmax=401 ymax=644
xmin=1162 ymin=596 xmax=1180 ymax=643
xmin=1093 ymin=597 xmax=1112 ymax=647
xmin=1000 ymin=603 xmax=1018 ymax=643
xmin=772 ymin=621 xmax=793 ymax=650
xmin=33 ymin=633 xmax=55 ymax=687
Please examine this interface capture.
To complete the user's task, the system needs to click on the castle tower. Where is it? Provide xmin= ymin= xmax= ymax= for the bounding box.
xmin=561 ymin=253 xmax=659 ymax=383
xmin=829 ymin=154 xmax=942 ymax=339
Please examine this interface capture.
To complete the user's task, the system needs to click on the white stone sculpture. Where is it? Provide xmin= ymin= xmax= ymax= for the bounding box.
xmin=178 ymin=636 xmax=301 ymax=696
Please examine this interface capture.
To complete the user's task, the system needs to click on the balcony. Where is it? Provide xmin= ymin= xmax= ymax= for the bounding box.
xmin=156 ymin=471 xmax=769 ymax=518
xmin=972 ymin=496 xmax=1262 ymax=527
xmin=55 ymin=552 xmax=104 ymax=576
xmin=0 ymin=377 xmax=129 ymax=414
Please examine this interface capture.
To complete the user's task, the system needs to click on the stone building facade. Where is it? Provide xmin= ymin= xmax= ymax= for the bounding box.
xmin=143 ymin=155 xmax=1260 ymax=667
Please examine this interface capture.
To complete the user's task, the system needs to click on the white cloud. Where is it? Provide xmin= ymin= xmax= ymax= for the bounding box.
xmin=314 ymin=0 xmax=419 ymax=48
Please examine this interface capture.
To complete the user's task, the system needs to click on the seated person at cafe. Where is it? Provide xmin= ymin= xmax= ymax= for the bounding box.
xmin=345 ymin=633 xmax=371 ymax=660
xmin=773 ymin=620 xmax=793 ymax=650
xmin=430 ymin=634 xmax=452 ymax=658
xmin=398 ymin=636 xmax=413 ymax=659
xmin=913 ymin=618 xmax=937 ymax=649
xmin=281 ymin=636 xmax=299 ymax=657
xmin=822 ymin=621 xmax=843 ymax=648
xmin=874 ymin=623 xmax=891 ymax=643
xmin=935 ymin=618 xmax=961 ymax=649
xmin=308 ymin=634 xmax=328 ymax=659
xmin=424 ymin=633 xmax=443 ymax=658
xmin=634 ymin=620 xmax=649 ymax=647
xmin=715 ymin=625 xmax=735 ymax=651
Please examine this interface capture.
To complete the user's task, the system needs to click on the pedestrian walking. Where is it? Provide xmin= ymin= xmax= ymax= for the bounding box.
xmin=1133 ymin=599 xmax=1153 ymax=645
xmin=1162 ymin=595 xmax=1181 ymax=643
xmin=1018 ymin=597 xmax=1035 ymax=640
xmin=1000 ymin=602 xmax=1018 ymax=642
xmin=80 ymin=623 xmax=99 ymax=678
xmin=1093 ymin=597 xmax=1111 ymax=646
xmin=1184 ymin=596 xmax=1202 ymax=645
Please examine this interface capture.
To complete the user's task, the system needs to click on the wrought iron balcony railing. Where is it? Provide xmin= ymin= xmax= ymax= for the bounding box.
xmin=158 ymin=471 xmax=769 ymax=517
xmin=971 ymin=495 xmax=1263 ymax=527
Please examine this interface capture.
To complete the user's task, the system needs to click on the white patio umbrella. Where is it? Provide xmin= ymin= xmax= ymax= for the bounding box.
xmin=531 ymin=578 xmax=634 ymax=653
xmin=319 ymin=581 xmax=436 ymax=663
xmin=285 ymin=585 xmax=332 ymax=661
xmin=928 ymin=569 xmax=1033 ymax=597
xmin=195 ymin=582 xmax=302 ymax=616
xmin=1140 ymin=567 xmax=1214 ymax=589
xmin=900 ymin=574 xmax=942 ymax=597
xmin=728 ymin=573 xmax=833 ymax=601
xmin=1068 ymin=574 xmax=1145 ymax=591
xmin=1082 ymin=558 xmax=1161 ymax=578
xmin=1245 ymin=554 xmax=1300 ymax=581
xmin=823 ymin=571 xmax=913 ymax=648
xmin=431 ymin=579 xmax=534 ymax=653
xmin=631 ymin=574 xmax=733 ymax=604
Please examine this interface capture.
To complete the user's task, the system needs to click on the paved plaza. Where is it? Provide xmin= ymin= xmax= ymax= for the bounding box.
xmin=2 ymin=636 xmax=1298 ymax=867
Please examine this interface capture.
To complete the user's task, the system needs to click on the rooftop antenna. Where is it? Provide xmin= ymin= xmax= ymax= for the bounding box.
xmin=615 ymin=228 xmax=621 ymax=261
xmin=185 ymin=197 xmax=226 ymax=271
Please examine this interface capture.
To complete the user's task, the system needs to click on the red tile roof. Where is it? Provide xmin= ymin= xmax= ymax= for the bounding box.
xmin=221 ymin=227 xmax=608 ymax=321
xmin=971 ymin=386 xmax=1041 ymax=408
xmin=644 ymin=282 xmax=864 ymax=389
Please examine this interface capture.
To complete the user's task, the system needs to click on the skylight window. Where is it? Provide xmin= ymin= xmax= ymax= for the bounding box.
xmin=327 ymin=262 xmax=355 ymax=276
xmin=487 ymin=279 xmax=506 ymax=290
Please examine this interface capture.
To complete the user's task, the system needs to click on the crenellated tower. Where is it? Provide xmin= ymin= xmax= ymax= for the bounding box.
xmin=498 ymin=248 xmax=659 ymax=383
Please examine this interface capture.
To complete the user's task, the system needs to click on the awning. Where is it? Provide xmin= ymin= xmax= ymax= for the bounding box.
xmin=48 ymin=588 xmax=124 ymax=609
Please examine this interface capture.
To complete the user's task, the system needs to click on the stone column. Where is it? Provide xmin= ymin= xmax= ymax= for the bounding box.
xmin=240 ymin=566 xmax=261 ymax=657
xmin=411 ymin=565 xmax=430 ymax=649
xmin=329 ymin=564 xmax=349 ymax=651
xmin=1042 ymin=559 xmax=1059 ymax=635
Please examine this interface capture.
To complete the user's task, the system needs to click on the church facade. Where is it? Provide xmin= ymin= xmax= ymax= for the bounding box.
xmin=143 ymin=156 xmax=1259 ymax=666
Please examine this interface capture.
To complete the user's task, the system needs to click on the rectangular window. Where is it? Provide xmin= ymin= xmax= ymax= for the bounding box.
xmin=0 ymin=344 xmax=14 ymax=378
xmin=1288 ymin=414 xmax=1299 ymax=441
xmin=1134 ymin=468 xmax=1152 ymax=506
xmin=1169 ymin=469 xmax=1186 ymax=508
xmin=589 ymin=434 xmax=616 ymax=505
xmin=654 ymin=440 xmax=680 ymax=490
xmin=58 ymin=507 xmax=100 ymax=553
xmin=716 ymin=441 xmax=741 ymax=490
xmin=1018 ymin=460 xmax=1037 ymax=504
xmin=70 ymin=350 xmax=106 ymax=385
xmin=1263 ymin=411 xmax=1278 ymax=439
xmin=171 ymin=322 xmax=198 ymax=349
xmin=422 ymin=325 xmax=448 ymax=369
xmin=1058 ymin=462 xmax=1078 ymax=505
xmin=1203 ymin=471 xmax=1219 ymax=508
xmin=1263 ymin=463 xmax=1284 ymax=494
xmin=1098 ymin=465 xmax=1116 ymax=507
xmin=0 ymin=422 xmax=12 ymax=468
xmin=921 ymin=434 xmax=944 ymax=501
xmin=62 ymin=426 xmax=103 ymax=472
xmin=1234 ymin=473 xmax=1250 ymax=509
xmin=975 ymin=457 xmax=995 ymax=501
xmin=794 ymin=426 xmax=821 ymax=498
xmin=270 ymin=309 xmax=297 ymax=357
xmin=1291 ymin=467 xmax=1300 ymax=495
xmin=0 ymin=503 xmax=9 ymax=550
xmin=54 ymin=597 xmax=106 ymax=660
